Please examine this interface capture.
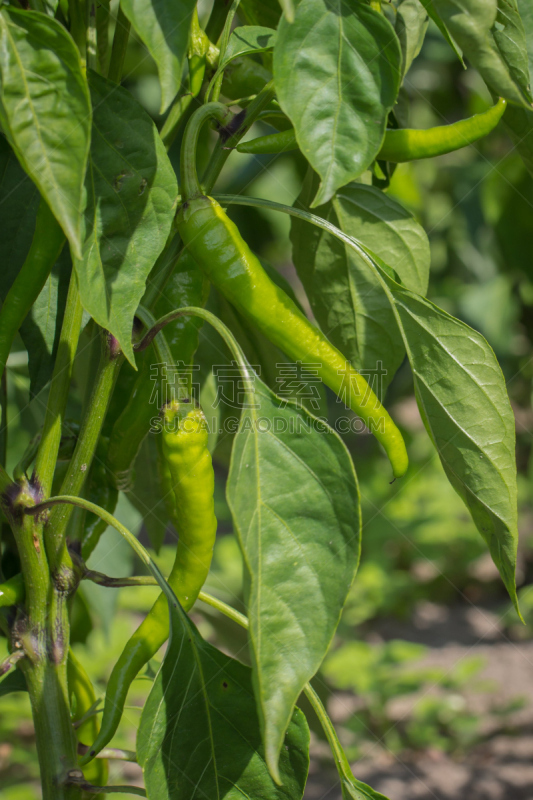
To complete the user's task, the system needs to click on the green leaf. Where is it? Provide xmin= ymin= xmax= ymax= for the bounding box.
xmin=377 ymin=267 xmax=519 ymax=611
xmin=517 ymin=0 xmax=533 ymax=76
xmin=503 ymin=110 xmax=533 ymax=177
xmin=431 ymin=0 xmax=530 ymax=104
xmin=127 ymin=435 xmax=167 ymax=554
xmin=0 ymin=8 xmax=91 ymax=259
xmin=137 ymin=600 xmax=310 ymax=799
xmin=419 ymin=0 xmax=465 ymax=64
xmin=492 ymin=0 xmax=531 ymax=98
xmin=502 ymin=0 xmax=533 ymax=175
xmin=0 ymin=668 xmax=27 ymax=697
xmin=221 ymin=26 xmax=277 ymax=68
xmin=120 ymin=0 xmax=197 ymax=113
xmin=227 ymin=378 xmax=361 ymax=779
xmin=0 ymin=135 xmax=40 ymax=298
xmin=239 ymin=0 xmax=282 ymax=29
xmin=273 ymin=0 xmax=402 ymax=205
xmin=396 ymin=0 xmax=430 ymax=78
xmin=76 ymin=72 xmax=177 ymax=366
xmin=20 ymin=247 xmax=72 ymax=398
xmin=291 ymin=176 xmax=429 ymax=396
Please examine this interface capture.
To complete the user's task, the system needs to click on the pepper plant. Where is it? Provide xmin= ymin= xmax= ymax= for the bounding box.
xmin=0 ymin=0 xmax=530 ymax=797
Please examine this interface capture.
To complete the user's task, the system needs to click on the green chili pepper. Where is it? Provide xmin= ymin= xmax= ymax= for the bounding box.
xmin=67 ymin=649 xmax=108 ymax=787
xmin=85 ymin=401 xmax=217 ymax=761
xmin=0 ymin=198 xmax=64 ymax=380
xmin=0 ymin=572 xmax=24 ymax=608
xmin=236 ymin=98 xmax=507 ymax=159
xmin=176 ymin=103 xmax=408 ymax=478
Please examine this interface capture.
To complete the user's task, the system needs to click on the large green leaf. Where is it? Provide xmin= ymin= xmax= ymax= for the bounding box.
xmin=493 ymin=0 xmax=531 ymax=97
xmin=227 ymin=378 xmax=361 ymax=779
xmin=0 ymin=135 xmax=40 ymax=298
xmin=431 ymin=0 xmax=530 ymax=104
xmin=76 ymin=72 xmax=177 ymax=365
xmin=291 ymin=177 xmax=429 ymax=396
xmin=221 ymin=26 xmax=276 ymax=68
xmin=503 ymin=0 xmax=533 ymax=175
xmin=273 ymin=0 xmax=401 ymax=206
xmin=120 ymin=0 xmax=197 ymax=113
xmin=137 ymin=600 xmax=310 ymax=799
xmin=377 ymin=267 xmax=519 ymax=610
xmin=20 ymin=248 xmax=72 ymax=398
xmin=0 ymin=8 xmax=91 ymax=259
xmin=0 ymin=136 xmax=70 ymax=396
xmin=517 ymin=0 xmax=533 ymax=75
xmin=395 ymin=0 xmax=430 ymax=78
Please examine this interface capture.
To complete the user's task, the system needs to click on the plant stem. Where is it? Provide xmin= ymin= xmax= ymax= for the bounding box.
xmin=84 ymin=571 xmax=158 ymax=588
xmin=45 ymin=333 xmax=123 ymax=573
xmin=200 ymin=80 xmax=276 ymax=192
xmin=208 ymin=0 xmax=241 ymax=103
xmin=0 ymin=369 xmax=6 ymax=467
xmin=3 ymin=479 xmax=79 ymax=798
xmin=108 ymin=5 xmax=131 ymax=84
xmin=86 ymin=0 xmax=98 ymax=72
xmin=22 ymin=660 xmax=80 ymax=800
xmin=34 ymin=274 xmax=83 ymax=502
xmin=160 ymin=93 xmax=194 ymax=151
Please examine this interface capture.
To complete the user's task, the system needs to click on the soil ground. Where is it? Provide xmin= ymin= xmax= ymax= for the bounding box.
xmin=304 ymin=602 xmax=533 ymax=800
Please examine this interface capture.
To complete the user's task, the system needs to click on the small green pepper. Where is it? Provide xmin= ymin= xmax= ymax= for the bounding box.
xmin=84 ymin=402 xmax=217 ymax=761
xmin=236 ymin=98 xmax=507 ymax=160
xmin=176 ymin=103 xmax=408 ymax=478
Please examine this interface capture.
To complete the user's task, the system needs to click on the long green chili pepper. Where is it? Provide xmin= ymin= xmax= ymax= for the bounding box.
xmin=176 ymin=103 xmax=408 ymax=478
xmin=0 ymin=198 xmax=64 ymax=380
xmin=67 ymin=649 xmax=108 ymax=787
xmin=236 ymin=98 xmax=507 ymax=160
xmin=86 ymin=401 xmax=217 ymax=760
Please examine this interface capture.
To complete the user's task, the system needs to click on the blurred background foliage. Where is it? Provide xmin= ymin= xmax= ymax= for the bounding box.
xmin=2 ymin=2 xmax=533 ymax=796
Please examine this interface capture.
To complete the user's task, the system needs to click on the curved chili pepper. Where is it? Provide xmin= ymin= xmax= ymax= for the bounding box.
xmin=176 ymin=103 xmax=408 ymax=478
xmin=85 ymin=401 xmax=217 ymax=761
xmin=236 ymin=98 xmax=506 ymax=159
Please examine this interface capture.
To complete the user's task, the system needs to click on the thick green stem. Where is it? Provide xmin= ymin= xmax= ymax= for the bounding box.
xmin=34 ymin=274 xmax=83 ymax=503
xmin=22 ymin=659 xmax=80 ymax=800
xmin=45 ymin=334 xmax=123 ymax=572
xmin=108 ymin=5 xmax=130 ymax=84
xmin=208 ymin=0 xmax=241 ymax=103
xmin=2 ymin=476 xmax=78 ymax=798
